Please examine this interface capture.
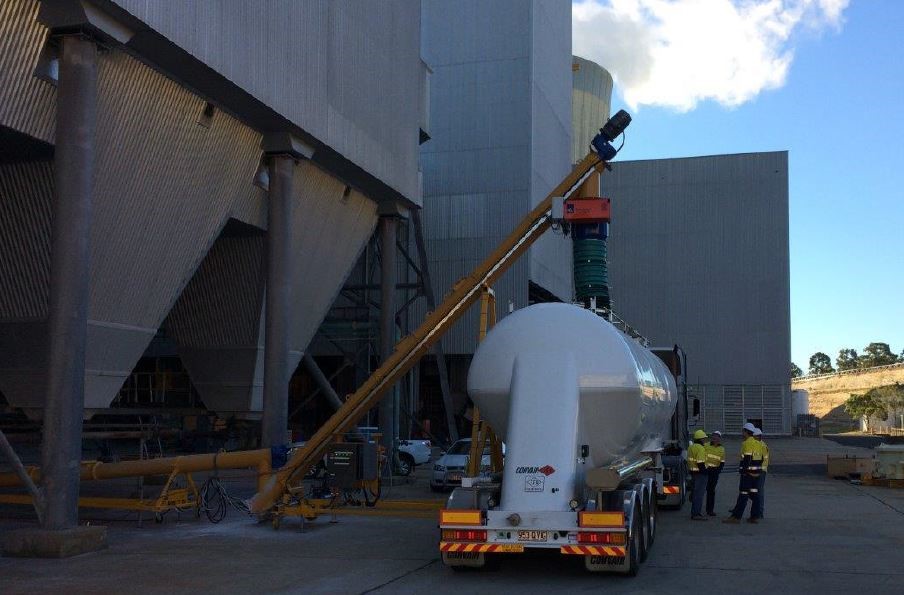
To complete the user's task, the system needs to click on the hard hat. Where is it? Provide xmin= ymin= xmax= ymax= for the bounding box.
xmin=742 ymin=422 xmax=757 ymax=433
xmin=712 ymin=431 xmax=722 ymax=437
xmin=752 ymin=427 xmax=763 ymax=436
xmin=693 ymin=429 xmax=708 ymax=440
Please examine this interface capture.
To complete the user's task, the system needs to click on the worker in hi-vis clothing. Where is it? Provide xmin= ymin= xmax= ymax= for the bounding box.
xmin=753 ymin=427 xmax=769 ymax=518
xmin=704 ymin=430 xmax=726 ymax=516
xmin=724 ymin=422 xmax=764 ymax=524
xmin=687 ymin=429 xmax=709 ymax=520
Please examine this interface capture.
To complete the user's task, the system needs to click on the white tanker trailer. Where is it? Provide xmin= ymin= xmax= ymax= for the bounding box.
xmin=439 ymin=303 xmax=694 ymax=575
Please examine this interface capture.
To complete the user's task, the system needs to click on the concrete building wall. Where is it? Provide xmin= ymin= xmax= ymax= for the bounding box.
xmin=604 ymin=152 xmax=791 ymax=432
xmin=112 ymin=0 xmax=425 ymax=203
xmin=420 ymin=0 xmax=571 ymax=355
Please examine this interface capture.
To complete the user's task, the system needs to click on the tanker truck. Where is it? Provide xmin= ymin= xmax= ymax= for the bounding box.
xmin=438 ymin=302 xmax=693 ymax=575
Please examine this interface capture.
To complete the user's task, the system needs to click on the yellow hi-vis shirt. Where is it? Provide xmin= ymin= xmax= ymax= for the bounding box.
xmin=740 ymin=436 xmax=764 ymax=473
xmin=687 ymin=442 xmax=707 ymax=471
xmin=704 ymin=443 xmax=725 ymax=469
xmin=757 ymin=440 xmax=770 ymax=472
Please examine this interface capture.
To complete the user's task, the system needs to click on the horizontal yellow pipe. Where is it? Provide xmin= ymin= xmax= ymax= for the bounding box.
xmin=0 ymin=449 xmax=272 ymax=491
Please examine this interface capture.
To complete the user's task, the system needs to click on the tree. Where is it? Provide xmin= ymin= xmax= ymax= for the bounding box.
xmin=836 ymin=348 xmax=859 ymax=371
xmin=791 ymin=362 xmax=803 ymax=378
xmin=871 ymin=384 xmax=904 ymax=419
xmin=858 ymin=343 xmax=899 ymax=368
xmin=808 ymin=352 xmax=834 ymax=375
xmin=845 ymin=392 xmax=887 ymax=431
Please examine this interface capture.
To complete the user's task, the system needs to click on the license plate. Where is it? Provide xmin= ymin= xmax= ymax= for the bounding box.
xmin=517 ymin=530 xmax=548 ymax=542
xmin=496 ymin=544 xmax=525 ymax=552
xmin=448 ymin=473 xmax=461 ymax=482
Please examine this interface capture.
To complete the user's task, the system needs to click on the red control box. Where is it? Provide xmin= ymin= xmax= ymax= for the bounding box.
xmin=563 ymin=197 xmax=611 ymax=223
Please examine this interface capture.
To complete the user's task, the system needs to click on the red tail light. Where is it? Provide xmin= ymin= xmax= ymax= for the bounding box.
xmin=442 ymin=529 xmax=488 ymax=542
xmin=577 ymin=531 xmax=626 ymax=545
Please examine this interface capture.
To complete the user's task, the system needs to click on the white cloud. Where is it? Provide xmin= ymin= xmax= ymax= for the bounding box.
xmin=573 ymin=0 xmax=849 ymax=111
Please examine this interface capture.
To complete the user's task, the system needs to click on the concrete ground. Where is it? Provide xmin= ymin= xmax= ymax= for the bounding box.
xmin=2 ymin=437 xmax=904 ymax=594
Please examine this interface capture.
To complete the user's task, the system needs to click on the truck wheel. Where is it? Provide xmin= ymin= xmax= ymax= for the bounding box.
xmin=640 ymin=489 xmax=656 ymax=562
xmin=647 ymin=489 xmax=658 ymax=546
xmin=397 ymin=453 xmax=414 ymax=477
xmin=626 ymin=503 xmax=642 ymax=577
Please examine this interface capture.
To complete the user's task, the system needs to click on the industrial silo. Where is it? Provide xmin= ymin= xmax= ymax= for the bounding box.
xmin=572 ymin=56 xmax=614 ymax=164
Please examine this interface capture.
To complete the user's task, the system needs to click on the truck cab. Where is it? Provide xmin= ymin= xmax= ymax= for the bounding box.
xmin=650 ymin=346 xmax=698 ymax=508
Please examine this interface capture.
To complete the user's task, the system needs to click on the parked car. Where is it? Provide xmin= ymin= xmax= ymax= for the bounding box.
xmin=397 ymin=439 xmax=432 ymax=476
xmin=430 ymin=438 xmax=504 ymax=491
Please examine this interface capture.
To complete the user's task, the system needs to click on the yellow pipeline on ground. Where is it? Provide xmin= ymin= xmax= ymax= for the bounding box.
xmin=0 ymin=449 xmax=272 ymax=491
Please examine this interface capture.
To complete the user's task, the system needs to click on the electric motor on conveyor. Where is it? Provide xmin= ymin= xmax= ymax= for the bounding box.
xmin=566 ymin=110 xmax=631 ymax=309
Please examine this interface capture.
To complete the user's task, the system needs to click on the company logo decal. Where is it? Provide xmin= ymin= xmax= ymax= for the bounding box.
xmin=515 ymin=465 xmax=556 ymax=475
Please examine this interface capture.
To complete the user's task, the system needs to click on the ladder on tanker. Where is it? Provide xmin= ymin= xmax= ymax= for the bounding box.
xmin=248 ymin=151 xmax=609 ymax=514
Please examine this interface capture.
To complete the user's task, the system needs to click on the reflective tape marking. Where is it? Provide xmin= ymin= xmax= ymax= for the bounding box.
xmin=560 ymin=545 xmax=626 ymax=556
xmin=439 ymin=542 xmax=524 ymax=553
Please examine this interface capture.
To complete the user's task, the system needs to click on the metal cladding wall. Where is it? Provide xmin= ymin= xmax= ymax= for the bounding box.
xmin=112 ymin=0 xmax=425 ymax=203
xmin=0 ymin=3 xmax=379 ymax=413
xmin=420 ymin=0 xmax=571 ymax=355
xmin=164 ymin=166 xmax=377 ymax=415
xmin=603 ymin=152 xmax=791 ymax=432
xmin=165 ymin=231 xmax=268 ymax=413
xmin=0 ymin=0 xmax=54 ymax=142
xmin=527 ymin=0 xmax=574 ymax=303
xmin=571 ymin=56 xmax=612 ymax=164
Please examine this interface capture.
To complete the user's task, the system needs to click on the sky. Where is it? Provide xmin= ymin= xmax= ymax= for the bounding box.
xmin=573 ymin=0 xmax=904 ymax=371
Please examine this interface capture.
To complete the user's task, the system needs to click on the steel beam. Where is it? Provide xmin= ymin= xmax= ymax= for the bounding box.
xmin=261 ymin=155 xmax=294 ymax=448
xmin=0 ymin=430 xmax=43 ymax=522
xmin=301 ymin=352 xmax=344 ymax=411
xmin=378 ymin=216 xmax=399 ymax=466
xmin=40 ymin=35 xmax=98 ymax=530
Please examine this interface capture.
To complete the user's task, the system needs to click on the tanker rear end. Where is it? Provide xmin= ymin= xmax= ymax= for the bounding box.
xmin=439 ymin=304 xmax=687 ymax=575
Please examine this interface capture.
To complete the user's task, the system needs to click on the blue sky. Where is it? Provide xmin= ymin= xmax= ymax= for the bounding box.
xmin=574 ymin=0 xmax=903 ymax=370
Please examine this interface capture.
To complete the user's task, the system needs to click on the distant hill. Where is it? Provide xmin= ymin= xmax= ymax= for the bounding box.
xmin=792 ymin=364 xmax=904 ymax=431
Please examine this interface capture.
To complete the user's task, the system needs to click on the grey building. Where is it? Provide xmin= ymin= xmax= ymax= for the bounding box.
xmin=0 ymin=0 xmax=427 ymax=419
xmin=604 ymin=152 xmax=792 ymax=434
xmin=1 ymin=0 xmax=428 ymax=533
xmin=569 ymin=56 xmax=791 ymax=435
xmin=419 ymin=0 xmax=573 ymax=357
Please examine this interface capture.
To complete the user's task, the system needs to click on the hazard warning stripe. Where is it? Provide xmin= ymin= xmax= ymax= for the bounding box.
xmin=439 ymin=542 xmax=525 ymax=553
xmin=662 ymin=486 xmax=681 ymax=494
xmin=560 ymin=545 xmax=626 ymax=556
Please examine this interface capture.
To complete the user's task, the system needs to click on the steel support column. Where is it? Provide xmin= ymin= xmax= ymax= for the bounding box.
xmin=378 ymin=216 xmax=399 ymax=464
xmin=261 ymin=155 xmax=294 ymax=448
xmin=40 ymin=35 xmax=98 ymax=530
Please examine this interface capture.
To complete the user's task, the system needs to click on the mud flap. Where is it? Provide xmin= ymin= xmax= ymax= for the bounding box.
xmin=584 ymin=554 xmax=629 ymax=573
xmin=442 ymin=551 xmax=486 ymax=568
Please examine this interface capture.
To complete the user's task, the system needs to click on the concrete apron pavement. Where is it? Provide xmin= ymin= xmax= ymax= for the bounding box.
xmin=2 ymin=444 xmax=904 ymax=593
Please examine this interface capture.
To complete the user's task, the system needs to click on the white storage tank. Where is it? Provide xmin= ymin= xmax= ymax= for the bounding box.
xmin=468 ymin=303 xmax=678 ymax=508
xmin=792 ymin=389 xmax=809 ymax=419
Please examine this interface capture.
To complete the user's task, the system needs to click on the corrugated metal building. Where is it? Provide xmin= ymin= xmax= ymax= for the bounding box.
xmin=604 ymin=153 xmax=792 ymax=434
xmin=0 ymin=0 xmax=426 ymax=416
xmin=419 ymin=0 xmax=573 ymax=356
